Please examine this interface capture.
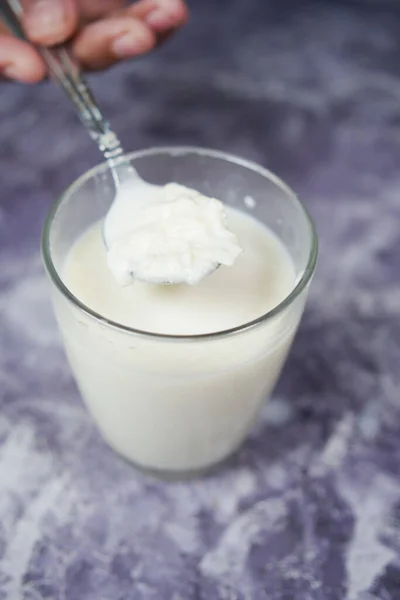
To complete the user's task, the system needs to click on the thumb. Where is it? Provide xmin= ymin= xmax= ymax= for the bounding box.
xmin=21 ymin=0 xmax=78 ymax=46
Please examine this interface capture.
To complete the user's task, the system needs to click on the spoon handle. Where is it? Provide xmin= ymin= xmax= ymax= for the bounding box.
xmin=1 ymin=0 xmax=126 ymax=164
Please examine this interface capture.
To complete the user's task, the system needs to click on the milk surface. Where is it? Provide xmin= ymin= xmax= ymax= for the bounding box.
xmin=65 ymin=208 xmax=295 ymax=335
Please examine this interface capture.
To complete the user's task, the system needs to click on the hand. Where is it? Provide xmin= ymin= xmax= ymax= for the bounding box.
xmin=0 ymin=0 xmax=188 ymax=82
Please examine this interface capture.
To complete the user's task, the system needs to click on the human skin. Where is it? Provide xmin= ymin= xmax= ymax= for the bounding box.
xmin=0 ymin=0 xmax=188 ymax=82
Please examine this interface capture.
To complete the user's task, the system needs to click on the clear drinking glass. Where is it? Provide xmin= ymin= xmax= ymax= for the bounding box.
xmin=42 ymin=147 xmax=317 ymax=476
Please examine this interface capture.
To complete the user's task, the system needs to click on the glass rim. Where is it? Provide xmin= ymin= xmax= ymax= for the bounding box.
xmin=42 ymin=146 xmax=318 ymax=343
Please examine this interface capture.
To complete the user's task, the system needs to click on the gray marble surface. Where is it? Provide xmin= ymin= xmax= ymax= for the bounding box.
xmin=1 ymin=0 xmax=400 ymax=598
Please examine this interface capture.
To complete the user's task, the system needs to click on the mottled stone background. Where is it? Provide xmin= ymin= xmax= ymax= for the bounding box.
xmin=1 ymin=0 xmax=400 ymax=598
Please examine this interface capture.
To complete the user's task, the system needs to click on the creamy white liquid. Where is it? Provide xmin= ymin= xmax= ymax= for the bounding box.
xmin=59 ymin=208 xmax=303 ymax=472
xmin=104 ymin=182 xmax=242 ymax=286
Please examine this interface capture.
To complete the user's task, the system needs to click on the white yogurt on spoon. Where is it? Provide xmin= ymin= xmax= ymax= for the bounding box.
xmin=104 ymin=181 xmax=243 ymax=286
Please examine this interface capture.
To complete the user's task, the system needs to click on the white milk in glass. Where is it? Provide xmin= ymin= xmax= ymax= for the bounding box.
xmin=58 ymin=207 xmax=305 ymax=472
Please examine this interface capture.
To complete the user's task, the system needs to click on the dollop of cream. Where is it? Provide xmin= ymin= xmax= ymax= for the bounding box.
xmin=104 ymin=182 xmax=242 ymax=286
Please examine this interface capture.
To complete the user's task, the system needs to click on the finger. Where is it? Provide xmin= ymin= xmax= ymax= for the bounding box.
xmin=129 ymin=0 xmax=188 ymax=33
xmin=21 ymin=0 xmax=78 ymax=46
xmin=0 ymin=34 xmax=46 ymax=82
xmin=73 ymin=15 xmax=156 ymax=70
xmin=77 ymin=0 xmax=126 ymax=21
xmin=0 ymin=22 xmax=11 ymax=35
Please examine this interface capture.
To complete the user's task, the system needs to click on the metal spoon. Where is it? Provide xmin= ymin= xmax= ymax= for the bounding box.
xmin=1 ymin=0 xmax=135 ymax=190
xmin=1 ymin=0 xmax=222 ymax=284
xmin=1 ymin=2 xmax=167 ymax=257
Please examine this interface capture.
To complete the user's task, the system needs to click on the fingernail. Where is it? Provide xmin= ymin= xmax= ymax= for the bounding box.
xmin=145 ymin=9 xmax=174 ymax=30
xmin=112 ymin=33 xmax=148 ymax=58
xmin=26 ymin=0 xmax=66 ymax=37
